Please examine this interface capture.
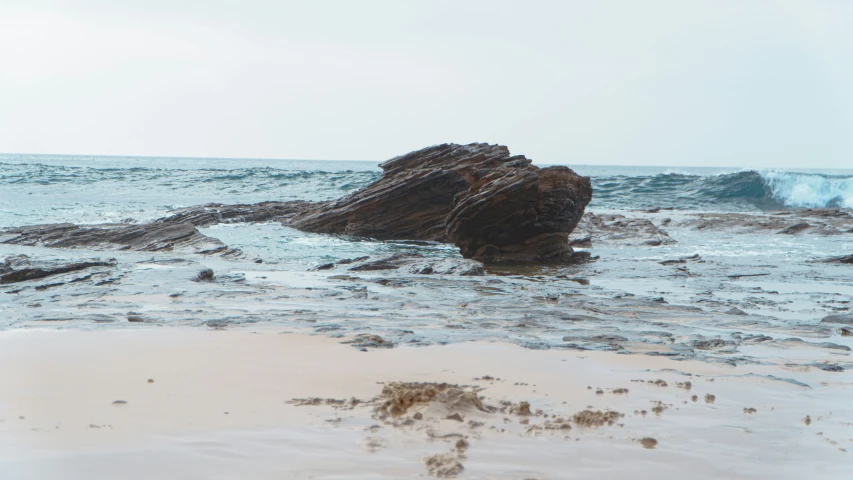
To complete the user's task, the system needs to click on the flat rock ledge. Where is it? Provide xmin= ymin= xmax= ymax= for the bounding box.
xmin=0 ymin=222 xmax=237 ymax=255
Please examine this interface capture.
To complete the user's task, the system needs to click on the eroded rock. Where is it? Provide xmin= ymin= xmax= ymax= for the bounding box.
xmin=287 ymin=143 xmax=592 ymax=264
xmin=2 ymin=143 xmax=592 ymax=265
xmin=158 ymin=201 xmax=312 ymax=227
xmin=0 ymin=222 xmax=236 ymax=255
xmin=0 ymin=259 xmax=116 ymax=285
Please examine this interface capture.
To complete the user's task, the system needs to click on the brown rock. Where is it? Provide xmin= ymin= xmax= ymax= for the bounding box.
xmin=1 ymin=222 xmax=234 ymax=255
xmin=446 ymin=163 xmax=591 ymax=263
xmin=287 ymin=143 xmax=592 ymax=264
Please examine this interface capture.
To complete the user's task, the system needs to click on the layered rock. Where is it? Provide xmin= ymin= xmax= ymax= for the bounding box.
xmin=446 ymin=164 xmax=592 ymax=263
xmin=158 ymin=201 xmax=312 ymax=228
xmin=314 ymin=253 xmax=485 ymax=276
xmin=1 ymin=143 xmax=592 ymax=265
xmin=0 ymin=222 xmax=236 ymax=255
xmin=1 ymin=257 xmax=115 ymax=285
xmin=287 ymin=144 xmax=513 ymax=241
xmin=287 ymin=143 xmax=592 ymax=263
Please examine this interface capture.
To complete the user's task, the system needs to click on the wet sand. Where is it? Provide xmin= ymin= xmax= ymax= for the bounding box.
xmin=1 ymin=328 xmax=850 ymax=479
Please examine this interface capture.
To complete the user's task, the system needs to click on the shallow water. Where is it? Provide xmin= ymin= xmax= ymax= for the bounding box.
xmin=1 ymin=154 xmax=852 ymax=372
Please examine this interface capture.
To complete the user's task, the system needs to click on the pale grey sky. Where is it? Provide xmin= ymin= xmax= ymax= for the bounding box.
xmin=1 ymin=0 xmax=851 ymax=167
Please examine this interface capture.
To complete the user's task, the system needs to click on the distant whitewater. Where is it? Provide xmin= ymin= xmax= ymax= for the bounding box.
xmin=589 ymin=169 xmax=853 ymax=211
xmin=0 ymin=154 xmax=851 ymax=228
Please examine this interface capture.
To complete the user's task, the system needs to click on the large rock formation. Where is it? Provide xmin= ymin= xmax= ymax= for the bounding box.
xmin=287 ymin=143 xmax=592 ymax=263
xmin=446 ymin=164 xmax=591 ymax=263
xmin=1 ymin=143 xmax=592 ymax=265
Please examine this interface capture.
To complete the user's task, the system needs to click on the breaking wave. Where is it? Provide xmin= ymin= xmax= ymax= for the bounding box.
xmin=591 ymin=170 xmax=853 ymax=211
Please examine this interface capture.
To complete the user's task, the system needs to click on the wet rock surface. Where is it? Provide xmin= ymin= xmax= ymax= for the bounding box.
xmin=287 ymin=143 xmax=592 ymax=264
xmin=1 ymin=256 xmax=115 ymax=285
xmin=158 ymin=201 xmax=312 ymax=228
xmin=0 ymin=222 xmax=237 ymax=255
xmin=570 ymin=212 xmax=675 ymax=247
xmin=341 ymin=254 xmax=485 ymax=276
xmin=824 ymin=254 xmax=853 ymax=264
xmin=674 ymin=208 xmax=853 ymax=235
xmin=445 ymin=162 xmax=591 ymax=263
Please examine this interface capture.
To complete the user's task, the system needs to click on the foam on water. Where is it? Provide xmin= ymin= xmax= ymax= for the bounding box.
xmin=760 ymin=170 xmax=853 ymax=209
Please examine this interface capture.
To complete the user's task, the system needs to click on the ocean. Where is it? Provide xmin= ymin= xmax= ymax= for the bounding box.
xmin=3 ymin=155 xmax=852 ymax=230
xmin=1 ymin=153 xmax=851 ymax=362
xmin=2 ymin=152 xmax=852 ymax=477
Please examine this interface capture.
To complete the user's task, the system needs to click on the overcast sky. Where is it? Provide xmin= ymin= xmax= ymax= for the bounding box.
xmin=1 ymin=1 xmax=851 ymax=167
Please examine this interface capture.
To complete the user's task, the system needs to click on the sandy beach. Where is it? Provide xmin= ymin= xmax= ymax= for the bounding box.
xmin=1 ymin=327 xmax=849 ymax=479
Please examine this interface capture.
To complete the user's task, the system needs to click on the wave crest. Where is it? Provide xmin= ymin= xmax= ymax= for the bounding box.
xmin=760 ymin=170 xmax=853 ymax=209
xmin=591 ymin=170 xmax=853 ymax=211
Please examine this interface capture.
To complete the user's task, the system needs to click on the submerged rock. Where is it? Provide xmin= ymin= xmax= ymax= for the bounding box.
xmin=344 ymin=253 xmax=485 ymax=276
xmin=777 ymin=222 xmax=810 ymax=234
xmin=571 ymin=212 xmax=675 ymax=247
xmin=824 ymin=255 xmax=853 ymax=264
xmin=821 ymin=314 xmax=853 ymax=325
xmin=678 ymin=209 xmax=853 ymax=235
xmin=4 ymin=254 xmax=31 ymax=269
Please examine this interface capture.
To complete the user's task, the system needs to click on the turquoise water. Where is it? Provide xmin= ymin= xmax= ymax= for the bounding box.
xmin=3 ymin=154 xmax=853 ymax=230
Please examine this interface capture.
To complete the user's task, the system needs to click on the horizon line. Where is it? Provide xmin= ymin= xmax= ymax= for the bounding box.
xmin=0 ymin=151 xmax=748 ymax=170
xmin=3 ymin=151 xmax=852 ymax=172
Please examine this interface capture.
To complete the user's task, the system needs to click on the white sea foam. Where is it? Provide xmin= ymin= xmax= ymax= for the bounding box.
xmin=760 ymin=170 xmax=853 ymax=208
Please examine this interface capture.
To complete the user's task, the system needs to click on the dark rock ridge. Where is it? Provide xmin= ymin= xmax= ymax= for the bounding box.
xmin=287 ymin=143 xmax=592 ymax=263
xmin=0 ymin=222 xmax=238 ymax=255
xmin=159 ymin=201 xmax=312 ymax=228
xmin=1 ymin=255 xmax=115 ymax=285
xmin=824 ymin=254 xmax=853 ymax=264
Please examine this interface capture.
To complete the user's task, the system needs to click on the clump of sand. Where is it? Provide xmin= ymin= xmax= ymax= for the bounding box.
xmin=375 ymin=382 xmax=490 ymax=417
xmin=651 ymin=401 xmax=669 ymax=416
xmin=572 ymin=410 xmax=624 ymax=427
xmin=455 ymin=439 xmax=469 ymax=453
xmin=527 ymin=417 xmax=572 ymax=434
xmin=509 ymin=401 xmax=532 ymax=416
xmin=424 ymin=453 xmax=464 ymax=478
xmin=743 ymin=407 xmax=757 ymax=414
xmin=704 ymin=393 xmax=716 ymax=404
xmin=290 ymin=397 xmax=362 ymax=409
xmin=639 ymin=437 xmax=658 ymax=449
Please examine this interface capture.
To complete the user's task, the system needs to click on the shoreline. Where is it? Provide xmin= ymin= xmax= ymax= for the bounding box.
xmin=2 ymin=327 xmax=849 ymax=479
